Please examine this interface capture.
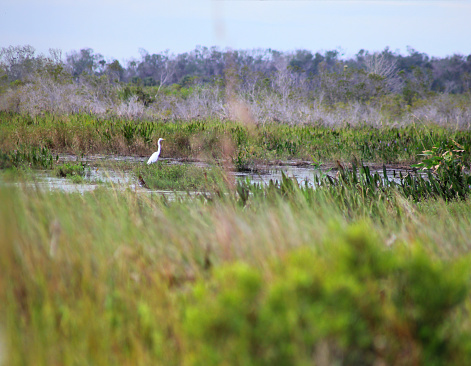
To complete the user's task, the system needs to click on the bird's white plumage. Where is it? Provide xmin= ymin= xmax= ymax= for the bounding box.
xmin=147 ymin=138 xmax=165 ymax=164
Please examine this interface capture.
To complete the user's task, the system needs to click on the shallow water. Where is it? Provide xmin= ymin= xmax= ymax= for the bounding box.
xmin=2 ymin=154 xmax=416 ymax=194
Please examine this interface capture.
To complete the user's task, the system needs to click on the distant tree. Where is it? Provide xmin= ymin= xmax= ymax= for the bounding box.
xmin=143 ymin=77 xmax=157 ymax=87
xmin=125 ymin=59 xmax=139 ymax=82
xmin=364 ymin=51 xmax=400 ymax=92
xmin=430 ymin=54 xmax=471 ymax=93
xmin=0 ymin=45 xmax=69 ymax=86
xmin=396 ymin=46 xmax=430 ymax=73
xmin=66 ymin=48 xmax=104 ymax=78
xmin=137 ymin=49 xmax=176 ymax=91
xmin=105 ymin=60 xmax=125 ymax=82
xmin=0 ymin=45 xmax=37 ymax=81
xmin=400 ymin=66 xmax=434 ymax=104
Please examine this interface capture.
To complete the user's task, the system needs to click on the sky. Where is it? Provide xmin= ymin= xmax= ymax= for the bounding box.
xmin=1 ymin=0 xmax=471 ymax=63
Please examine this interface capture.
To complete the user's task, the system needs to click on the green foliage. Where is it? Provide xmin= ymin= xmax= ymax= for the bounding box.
xmin=234 ymin=155 xmax=470 ymax=211
xmin=121 ymin=121 xmax=137 ymax=144
xmin=2 ymin=112 xmax=471 ymax=164
xmin=235 ymin=167 xmax=399 ymax=219
xmin=401 ymin=67 xmax=434 ymax=105
xmin=410 ymin=140 xmax=471 ymax=200
xmin=120 ymin=121 xmax=155 ymax=145
xmin=0 ymin=145 xmax=57 ymax=169
xmin=232 ymin=145 xmax=264 ymax=172
xmin=54 ymin=162 xmax=87 ymax=178
xmin=413 ymin=140 xmax=468 ymax=172
xmin=138 ymin=122 xmax=155 ymax=144
xmin=184 ymin=263 xmax=263 ymax=365
xmin=120 ymin=85 xmax=155 ymax=106
xmin=183 ymin=223 xmax=471 ymax=366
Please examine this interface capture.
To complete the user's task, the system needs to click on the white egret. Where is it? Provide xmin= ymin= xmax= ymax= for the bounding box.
xmin=147 ymin=138 xmax=165 ymax=164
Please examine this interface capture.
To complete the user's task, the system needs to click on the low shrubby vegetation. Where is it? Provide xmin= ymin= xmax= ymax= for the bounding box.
xmin=54 ymin=162 xmax=87 ymax=178
xmin=184 ymin=229 xmax=470 ymax=365
xmin=53 ymin=162 xmax=89 ymax=184
xmin=134 ymin=161 xmax=229 ymax=191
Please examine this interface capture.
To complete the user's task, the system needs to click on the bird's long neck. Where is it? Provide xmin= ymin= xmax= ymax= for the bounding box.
xmin=157 ymin=140 xmax=162 ymax=153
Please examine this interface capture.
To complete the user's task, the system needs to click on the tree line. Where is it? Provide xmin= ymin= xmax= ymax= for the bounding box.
xmin=1 ymin=45 xmax=471 ymax=96
xmin=1 ymin=44 xmax=470 ymax=126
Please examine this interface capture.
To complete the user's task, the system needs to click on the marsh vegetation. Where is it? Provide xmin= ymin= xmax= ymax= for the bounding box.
xmin=1 ymin=44 xmax=471 ymax=365
xmin=2 ymin=170 xmax=471 ymax=365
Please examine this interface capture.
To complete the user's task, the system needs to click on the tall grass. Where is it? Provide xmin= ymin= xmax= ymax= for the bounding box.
xmin=0 ymin=145 xmax=57 ymax=169
xmin=1 ymin=112 xmax=470 ymax=164
xmin=1 ymin=173 xmax=471 ymax=365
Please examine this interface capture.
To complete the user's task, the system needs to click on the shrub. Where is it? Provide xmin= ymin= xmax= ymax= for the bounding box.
xmin=54 ymin=162 xmax=87 ymax=178
xmin=183 ymin=223 xmax=471 ymax=366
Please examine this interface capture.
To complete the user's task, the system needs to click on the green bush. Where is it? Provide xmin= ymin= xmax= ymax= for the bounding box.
xmin=183 ymin=223 xmax=471 ymax=366
xmin=54 ymin=162 xmax=86 ymax=178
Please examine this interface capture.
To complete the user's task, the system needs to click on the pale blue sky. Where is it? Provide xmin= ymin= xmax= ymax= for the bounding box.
xmin=1 ymin=0 xmax=470 ymax=62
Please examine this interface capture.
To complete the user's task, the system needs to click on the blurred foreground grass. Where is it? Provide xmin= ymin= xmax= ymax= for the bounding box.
xmin=1 ymin=179 xmax=471 ymax=365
